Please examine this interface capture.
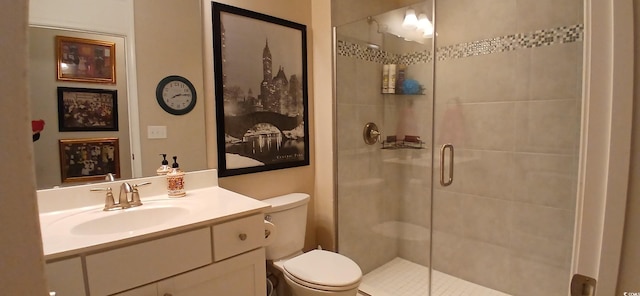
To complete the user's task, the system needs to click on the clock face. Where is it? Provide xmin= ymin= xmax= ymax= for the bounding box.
xmin=156 ymin=76 xmax=197 ymax=115
xmin=162 ymin=81 xmax=193 ymax=110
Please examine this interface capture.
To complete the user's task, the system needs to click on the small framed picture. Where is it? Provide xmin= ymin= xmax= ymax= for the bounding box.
xmin=57 ymin=87 xmax=118 ymax=131
xmin=58 ymin=138 xmax=120 ymax=183
xmin=56 ymin=36 xmax=116 ymax=84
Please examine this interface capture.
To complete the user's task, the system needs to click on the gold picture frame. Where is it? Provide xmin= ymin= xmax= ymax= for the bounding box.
xmin=58 ymin=138 xmax=120 ymax=183
xmin=56 ymin=36 xmax=116 ymax=84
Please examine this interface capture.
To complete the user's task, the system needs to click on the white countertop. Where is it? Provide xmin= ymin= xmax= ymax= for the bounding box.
xmin=38 ymin=170 xmax=270 ymax=261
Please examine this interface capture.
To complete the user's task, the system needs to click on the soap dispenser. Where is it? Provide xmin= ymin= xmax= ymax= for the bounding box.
xmin=156 ymin=154 xmax=171 ymax=176
xmin=166 ymin=156 xmax=186 ymax=197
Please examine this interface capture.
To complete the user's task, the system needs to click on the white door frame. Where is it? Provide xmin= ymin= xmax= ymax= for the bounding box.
xmin=573 ymin=0 xmax=634 ymax=294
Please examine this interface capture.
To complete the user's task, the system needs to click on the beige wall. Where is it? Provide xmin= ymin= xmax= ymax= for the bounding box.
xmin=617 ymin=0 xmax=640 ymax=292
xmin=134 ymin=0 xmax=208 ymax=176
xmin=311 ymin=0 xmax=336 ymax=251
xmin=0 ymin=0 xmax=48 ymax=294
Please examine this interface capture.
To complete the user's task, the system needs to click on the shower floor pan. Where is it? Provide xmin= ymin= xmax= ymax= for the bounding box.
xmin=358 ymin=257 xmax=511 ymax=296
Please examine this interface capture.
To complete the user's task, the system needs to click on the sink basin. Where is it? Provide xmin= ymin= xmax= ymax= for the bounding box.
xmin=38 ymin=182 xmax=273 ymax=260
xmin=45 ymin=202 xmax=193 ymax=237
xmin=70 ymin=206 xmax=190 ymax=235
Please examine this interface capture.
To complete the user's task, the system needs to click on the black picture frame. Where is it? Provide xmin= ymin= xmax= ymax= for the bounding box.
xmin=212 ymin=3 xmax=310 ymax=177
xmin=58 ymin=137 xmax=120 ymax=183
xmin=57 ymin=87 xmax=118 ymax=131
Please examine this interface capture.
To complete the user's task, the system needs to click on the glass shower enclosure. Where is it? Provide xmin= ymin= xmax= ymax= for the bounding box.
xmin=334 ymin=0 xmax=584 ymax=295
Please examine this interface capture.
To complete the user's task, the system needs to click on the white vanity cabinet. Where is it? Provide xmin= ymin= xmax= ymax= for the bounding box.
xmin=46 ymin=213 xmax=267 ymax=296
xmin=45 ymin=257 xmax=86 ymax=295
xmin=119 ymin=248 xmax=266 ymax=296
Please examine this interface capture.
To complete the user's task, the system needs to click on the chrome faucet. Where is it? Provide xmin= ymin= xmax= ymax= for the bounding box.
xmin=91 ymin=181 xmax=152 ymax=211
xmin=104 ymin=173 xmax=116 ymax=182
xmin=117 ymin=182 xmax=133 ymax=209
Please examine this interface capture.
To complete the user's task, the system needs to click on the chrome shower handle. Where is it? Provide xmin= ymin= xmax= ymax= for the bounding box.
xmin=440 ymin=144 xmax=454 ymax=186
xmin=363 ymin=122 xmax=381 ymax=145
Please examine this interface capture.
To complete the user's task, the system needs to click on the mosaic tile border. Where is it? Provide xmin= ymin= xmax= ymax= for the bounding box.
xmin=337 ymin=24 xmax=584 ymax=65
xmin=437 ymin=24 xmax=584 ymax=61
xmin=336 ymin=40 xmax=393 ymax=64
xmin=336 ymin=40 xmax=434 ymax=65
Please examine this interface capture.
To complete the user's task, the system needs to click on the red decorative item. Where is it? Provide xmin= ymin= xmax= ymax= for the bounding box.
xmin=32 ymin=119 xmax=45 ymax=142
xmin=32 ymin=119 xmax=45 ymax=133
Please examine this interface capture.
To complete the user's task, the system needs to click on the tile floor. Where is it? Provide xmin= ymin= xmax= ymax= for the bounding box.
xmin=358 ymin=257 xmax=511 ymax=296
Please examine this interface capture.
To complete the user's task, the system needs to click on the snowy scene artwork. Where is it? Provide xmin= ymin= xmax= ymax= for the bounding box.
xmin=212 ymin=3 xmax=309 ymax=177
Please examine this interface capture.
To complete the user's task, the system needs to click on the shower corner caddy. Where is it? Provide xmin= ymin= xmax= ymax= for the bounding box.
xmin=381 ymin=92 xmax=426 ymax=96
xmin=381 ymin=135 xmax=426 ymax=150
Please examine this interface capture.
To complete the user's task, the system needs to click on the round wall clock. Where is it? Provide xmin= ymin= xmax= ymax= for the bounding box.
xmin=155 ymin=75 xmax=197 ymax=115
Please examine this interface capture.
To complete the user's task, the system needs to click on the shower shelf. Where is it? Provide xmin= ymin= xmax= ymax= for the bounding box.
xmin=381 ymin=145 xmax=426 ymax=150
xmin=381 ymin=92 xmax=425 ymax=96
xmin=381 ymin=135 xmax=426 ymax=150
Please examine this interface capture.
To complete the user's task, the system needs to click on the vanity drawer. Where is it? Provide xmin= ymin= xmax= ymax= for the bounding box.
xmin=212 ymin=214 xmax=264 ymax=261
xmin=86 ymin=227 xmax=212 ymax=296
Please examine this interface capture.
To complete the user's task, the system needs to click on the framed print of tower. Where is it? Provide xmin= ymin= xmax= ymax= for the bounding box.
xmin=212 ymin=2 xmax=309 ymax=177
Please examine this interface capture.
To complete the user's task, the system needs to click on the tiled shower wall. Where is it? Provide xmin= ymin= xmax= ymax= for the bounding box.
xmin=336 ymin=0 xmax=583 ymax=295
xmin=336 ymin=5 xmax=435 ymax=273
xmin=336 ymin=42 xmax=406 ymax=274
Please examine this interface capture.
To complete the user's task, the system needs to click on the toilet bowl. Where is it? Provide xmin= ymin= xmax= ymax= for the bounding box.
xmin=263 ymin=193 xmax=362 ymax=296
xmin=273 ymin=249 xmax=361 ymax=296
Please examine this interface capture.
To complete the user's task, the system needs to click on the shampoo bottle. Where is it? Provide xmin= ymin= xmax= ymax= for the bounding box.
xmin=388 ymin=64 xmax=397 ymax=94
xmin=382 ymin=64 xmax=390 ymax=93
xmin=166 ymin=156 xmax=186 ymax=197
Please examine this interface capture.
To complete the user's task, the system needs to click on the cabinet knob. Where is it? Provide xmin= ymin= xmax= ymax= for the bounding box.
xmin=163 ymin=293 xmax=173 ymax=296
xmin=238 ymin=233 xmax=247 ymax=241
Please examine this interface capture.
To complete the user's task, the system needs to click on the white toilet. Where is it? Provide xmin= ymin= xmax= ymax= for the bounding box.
xmin=263 ymin=193 xmax=362 ymax=296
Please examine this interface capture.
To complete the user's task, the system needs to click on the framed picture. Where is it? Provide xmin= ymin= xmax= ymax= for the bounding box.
xmin=57 ymin=87 xmax=118 ymax=131
xmin=56 ymin=36 xmax=116 ymax=83
xmin=212 ymin=3 xmax=310 ymax=177
xmin=58 ymin=138 xmax=120 ymax=183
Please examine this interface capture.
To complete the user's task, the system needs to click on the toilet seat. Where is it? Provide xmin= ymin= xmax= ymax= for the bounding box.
xmin=283 ymin=250 xmax=362 ymax=292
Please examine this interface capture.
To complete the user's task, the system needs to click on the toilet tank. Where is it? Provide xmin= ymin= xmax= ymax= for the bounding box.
xmin=262 ymin=193 xmax=310 ymax=261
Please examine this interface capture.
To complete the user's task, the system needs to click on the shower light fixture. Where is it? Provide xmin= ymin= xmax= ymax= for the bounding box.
xmin=417 ymin=14 xmax=434 ymax=37
xmin=402 ymin=9 xmax=418 ymax=29
xmin=376 ymin=7 xmax=433 ymax=43
xmin=400 ymin=9 xmax=433 ymax=41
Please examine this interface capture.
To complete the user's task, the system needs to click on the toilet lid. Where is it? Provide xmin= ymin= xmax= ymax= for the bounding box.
xmin=283 ymin=250 xmax=362 ymax=288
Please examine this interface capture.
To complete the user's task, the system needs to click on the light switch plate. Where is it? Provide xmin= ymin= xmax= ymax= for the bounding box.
xmin=147 ymin=126 xmax=167 ymax=139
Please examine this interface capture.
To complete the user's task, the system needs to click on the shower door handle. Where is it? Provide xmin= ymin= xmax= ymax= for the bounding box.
xmin=440 ymin=144 xmax=454 ymax=186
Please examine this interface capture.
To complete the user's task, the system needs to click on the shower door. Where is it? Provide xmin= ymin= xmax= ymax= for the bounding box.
xmin=335 ymin=0 xmax=584 ymax=295
xmin=430 ymin=0 xmax=583 ymax=295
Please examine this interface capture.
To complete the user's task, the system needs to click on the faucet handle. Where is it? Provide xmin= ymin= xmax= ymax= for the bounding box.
xmin=91 ymin=187 xmax=115 ymax=211
xmin=130 ymin=182 xmax=152 ymax=207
